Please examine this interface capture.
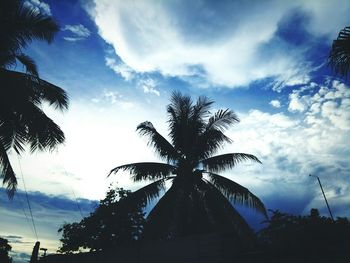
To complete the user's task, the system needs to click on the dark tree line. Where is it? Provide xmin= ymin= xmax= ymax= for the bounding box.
xmin=255 ymin=209 xmax=350 ymax=262
xmin=0 ymin=237 xmax=12 ymax=263
xmin=58 ymin=187 xmax=145 ymax=253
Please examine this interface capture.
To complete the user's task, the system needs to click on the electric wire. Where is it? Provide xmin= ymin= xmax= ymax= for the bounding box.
xmin=70 ymin=186 xmax=84 ymax=219
xmin=57 ymin=152 xmax=84 ymax=219
xmin=16 ymin=154 xmax=39 ymax=241
xmin=17 ymin=189 xmax=36 ymax=238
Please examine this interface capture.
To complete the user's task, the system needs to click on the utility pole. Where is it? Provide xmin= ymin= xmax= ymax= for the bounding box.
xmin=309 ymin=174 xmax=335 ymax=222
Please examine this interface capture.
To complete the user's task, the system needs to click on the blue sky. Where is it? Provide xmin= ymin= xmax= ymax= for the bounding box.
xmin=1 ymin=0 xmax=350 ymax=260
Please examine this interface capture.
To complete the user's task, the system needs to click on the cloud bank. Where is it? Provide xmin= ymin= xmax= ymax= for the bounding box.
xmin=225 ymin=79 xmax=350 ymax=217
xmin=0 ymin=189 xmax=97 ymax=258
xmin=63 ymin=24 xmax=91 ymax=41
xmin=86 ymin=0 xmax=350 ymax=87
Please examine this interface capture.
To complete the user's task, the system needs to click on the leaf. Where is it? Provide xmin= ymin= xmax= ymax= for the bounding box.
xmin=202 ymin=153 xmax=261 ymax=172
xmin=207 ymin=172 xmax=267 ymax=218
xmin=137 ymin=121 xmax=178 ymax=162
xmin=206 ymin=109 xmax=239 ymax=132
xmin=0 ymin=69 xmax=69 ymax=110
xmin=196 ymin=129 xmax=232 ymax=160
xmin=329 ymin=26 xmax=350 ymax=77
xmin=0 ymin=142 xmax=17 ymax=198
xmin=109 ymin=162 xmax=176 ymax=181
xmin=22 ymin=104 xmax=65 ymax=152
xmin=120 ymin=177 xmax=175 ymax=208
xmin=15 ymin=53 xmax=38 ymax=76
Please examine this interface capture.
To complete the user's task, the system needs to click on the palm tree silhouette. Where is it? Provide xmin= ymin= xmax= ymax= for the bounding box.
xmin=0 ymin=0 xmax=68 ymax=197
xmin=329 ymin=26 xmax=350 ymax=77
xmin=110 ymin=92 xmax=267 ymax=241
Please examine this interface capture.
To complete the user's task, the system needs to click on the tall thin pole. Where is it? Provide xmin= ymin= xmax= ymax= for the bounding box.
xmin=309 ymin=174 xmax=335 ymax=222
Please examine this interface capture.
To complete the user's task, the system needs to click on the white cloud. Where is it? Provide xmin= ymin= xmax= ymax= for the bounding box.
xmin=90 ymin=89 xmax=137 ymax=110
xmin=63 ymin=24 xmax=91 ymax=41
xmin=223 ymin=81 xmax=350 ymax=216
xmin=85 ymin=0 xmax=350 ymax=88
xmin=24 ymin=0 xmax=51 ymax=15
xmin=139 ymin=78 xmax=160 ymax=96
xmin=9 ymin=95 xmax=169 ymax=200
xmin=288 ymin=93 xmax=310 ymax=112
xmin=269 ymin=100 xmax=281 ymax=108
xmin=226 ymin=107 xmax=350 ymax=216
xmin=105 ymin=57 xmax=134 ymax=81
xmin=304 ymin=80 xmax=350 ymax=130
xmin=63 ymin=37 xmax=85 ymax=42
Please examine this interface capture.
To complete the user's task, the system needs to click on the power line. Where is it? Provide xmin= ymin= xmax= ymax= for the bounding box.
xmin=17 ymin=154 xmax=38 ymax=241
xmin=71 ymin=187 xmax=84 ymax=218
xmin=57 ymin=151 xmax=85 ymax=219
xmin=17 ymin=190 xmax=36 ymax=237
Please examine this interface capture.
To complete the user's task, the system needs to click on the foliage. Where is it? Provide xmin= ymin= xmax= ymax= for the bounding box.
xmin=0 ymin=237 xmax=12 ymax=263
xmin=257 ymin=209 xmax=350 ymax=262
xmin=110 ymin=92 xmax=266 ymax=241
xmin=58 ymin=187 xmax=145 ymax=253
xmin=329 ymin=26 xmax=350 ymax=78
xmin=0 ymin=0 xmax=68 ymax=197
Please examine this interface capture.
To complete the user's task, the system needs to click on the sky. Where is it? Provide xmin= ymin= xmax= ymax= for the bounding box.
xmin=1 ymin=0 xmax=350 ymax=261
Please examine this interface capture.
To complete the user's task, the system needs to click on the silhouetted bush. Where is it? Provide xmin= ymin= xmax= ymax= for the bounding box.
xmin=58 ymin=187 xmax=145 ymax=253
xmin=256 ymin=209 xmax=350 ymax=262
xmin=0 ymin=237 xmax=12 ymax=263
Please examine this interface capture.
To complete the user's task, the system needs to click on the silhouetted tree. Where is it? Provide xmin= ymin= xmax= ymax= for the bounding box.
xmin=110 ymin=92 xmax=267 ymax=241
xmin=58 ymin=187 xmax=145 ymax=253
xmin=0 ymin=0 xmax=68 ymax=197
xmin=0 ymin=237 xmax=12 ymax=263
xmin=329 ymin=26 xmax=350 ymax=77
xmin=257 ymin=209 xmax=350 ymax=262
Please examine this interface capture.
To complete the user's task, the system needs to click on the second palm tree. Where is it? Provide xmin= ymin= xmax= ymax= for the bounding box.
xmin=110 ymin=92 xmax=267 ymax=241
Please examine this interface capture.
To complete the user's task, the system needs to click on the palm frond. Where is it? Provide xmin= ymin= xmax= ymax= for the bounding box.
xmin=202 ymin=153 xmax=261 ymax=173
xmin=206 ymin=109 xmax=239 ymax=132
xmin=22 ymin=103 xmax=65 ymax=152
xmin=137 ymin=121 xmax=178 ymax=162
xmin=329 ymin=26 xmax=350 ymax=77
xmin=207 ymin=172 xmax=267 ymax=217
xmin=0 ymin=0 xmax=59 ymax=57
xmin=15 ymin=53 xmax=38 ymax=76
xmin=167 ymin=91 xmax=193 ymax=148
xmin=202 ymin=179 xmax=255 ymax=242
xmin=0 ymin=54 xmax=16 ymax=70
xmin=121 ymin=177 xmax=175 ymax=209
xmin=0 ymin=142 xmax=17 ymax=198
xmin=11 ymin=1 xmax=59 ymax=48
xmin=191 ymin=95 xmax=213 ymax=122
xmin=36 ymin=77 xmax=69 ymax=110
xmin=197 ymin=129 xmax=232 ymax=160
xmin=0 ymin=118 xmax=27 ymax=154
xmin=167 ymin=91 xmax=193 ymax=119
xmin=0 ymin=69 xmax=69 ymax=110
xmin=109 ymin=162 xmax=176 ymax=181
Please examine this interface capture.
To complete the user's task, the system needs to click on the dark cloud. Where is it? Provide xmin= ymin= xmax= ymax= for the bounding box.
xmin=10 ymin=251 xmax=30 ymax=263
xmin=2 ymin=235 xmax=24 ymax=244
xmin=0 ymin=188 xmax=97 ymax=214
xmin=276 ymin=8 xmax=312 ymax=46
xmin=0 ymin=188 xmax=98 ymax=253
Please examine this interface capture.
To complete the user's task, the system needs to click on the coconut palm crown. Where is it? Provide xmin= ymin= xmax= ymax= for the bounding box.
xmin=0 ymin=0 xmax=68 ymax=197
xmin=110 ymin=92 xmax=267 ymax=241
xmin=329 ymin=26 xmax=350 ymax=78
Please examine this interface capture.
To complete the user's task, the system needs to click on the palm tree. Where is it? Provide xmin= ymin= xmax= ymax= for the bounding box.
xmin=329 ymin=26 xmax=350 ymax=77
xmin=110 ymin=92 xmax=267 ymax=241
xmin=0 ymin=0 xmax=68 ymax=198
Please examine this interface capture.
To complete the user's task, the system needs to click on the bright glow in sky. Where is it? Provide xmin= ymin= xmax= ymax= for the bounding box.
xmin=1 ymin=0 xmax=350 ymax=261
